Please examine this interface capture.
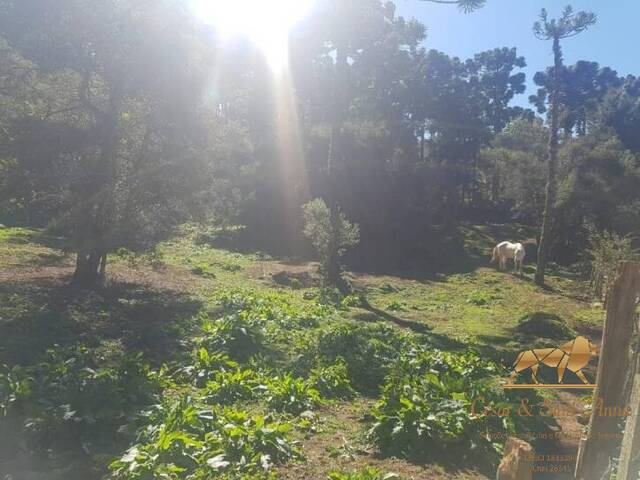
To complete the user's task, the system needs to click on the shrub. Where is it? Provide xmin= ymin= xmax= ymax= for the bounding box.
xmin=309 ymin=358 xmax=355 ymax=399
xmin=368 ymin=348 xmax=551 ymax=464
xmin=202 ymin=314 xmax=266 ymax=362
xmin=110 ymin=397 xmax=300 ymax=479
xmin=312 ymin=322 xmax=409 ymax=394
xmin=215 ymin=289 xmax=330 ymax=329
xmin=586 ymin=229 xmax=638 ymax=300
xmin=302 ymin=198 xmax=359 ymax=292
xmin=516 ymin=312 xmax=576 ymax=340
xmin=203 ymin=368 xmax=262 ymax=405
xmin=191 ymin=262 xmax=217 ymax=278
xmin=1 ymin=345 xmax=156 ymax=458
xmin=265 ymin=373 xmax=321 ymax=414
xmin=184 ymin=347 xmax=239 ymax=387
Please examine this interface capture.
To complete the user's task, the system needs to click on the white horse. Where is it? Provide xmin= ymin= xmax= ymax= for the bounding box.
xmin=491 ymin=241 xmax=525 ymax=274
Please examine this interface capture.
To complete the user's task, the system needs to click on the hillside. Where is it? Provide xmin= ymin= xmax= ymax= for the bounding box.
xmin=0 ymin=224 xmax=604 ymax=479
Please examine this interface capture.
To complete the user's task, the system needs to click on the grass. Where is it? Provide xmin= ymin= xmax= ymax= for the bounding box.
xmin=0 ymin=223 xmax=605 ymax=479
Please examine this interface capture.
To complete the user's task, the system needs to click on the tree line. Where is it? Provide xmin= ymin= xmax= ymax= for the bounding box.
xmin=1 ymin=0 xmax=639 ymax=286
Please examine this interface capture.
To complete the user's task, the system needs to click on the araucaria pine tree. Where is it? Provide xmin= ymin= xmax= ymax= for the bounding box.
xmin=532 ymin=6 xmax=596 ymax=285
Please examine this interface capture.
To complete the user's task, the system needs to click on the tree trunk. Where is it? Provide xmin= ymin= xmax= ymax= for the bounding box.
xmin=72 ymin=250 xmax=106 ymax=286
xmin=323 ymin=41 xmax=351 ymax=293
xmin=535 ymin=35 xmax=562 ymax=286
xmin=574 ymin=262 xmax=640 ymax=479
xmin=420 ymin=124 xmax=426 ymax=163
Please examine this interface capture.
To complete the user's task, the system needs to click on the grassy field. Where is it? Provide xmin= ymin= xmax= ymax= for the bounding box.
xmin=0 ymin=225 xmax=604 ymax=480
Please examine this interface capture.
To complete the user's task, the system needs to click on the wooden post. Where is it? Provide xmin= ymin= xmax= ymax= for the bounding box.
xmin=574 ymin=262 xmax=640 ymax=480
xmin=617 ymin=343 xmax=640 ymax=480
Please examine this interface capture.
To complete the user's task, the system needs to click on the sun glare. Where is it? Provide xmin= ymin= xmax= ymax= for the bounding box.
xmin=191 ymin=0 xmax=315 ymax=69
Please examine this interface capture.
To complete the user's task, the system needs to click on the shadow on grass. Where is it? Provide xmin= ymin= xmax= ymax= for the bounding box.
xmin=0 ymin=277 xmax=202 ymax=366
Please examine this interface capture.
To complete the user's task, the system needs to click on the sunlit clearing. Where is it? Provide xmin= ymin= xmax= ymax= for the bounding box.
xmin=191 ymin=0 xmax=314 ymax=70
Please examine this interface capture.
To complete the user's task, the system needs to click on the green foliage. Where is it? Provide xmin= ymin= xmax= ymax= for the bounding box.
xmin=191 ymin=263 xmax=217 ymax=279
xmin=0 ymin=363 xmax=32 ymax=417
xmin=202 ymin=314 xmax=266 ymax=362
xmin=368 ymin=348 xmax=550 ymax=463
xmin=466 ymin=291 xmax=495 ymax=306
xmin=216 ymin=289 xmax=331 ymax=329
xmin=586 ymin=228 xmax=638 ymax=299
xmin=110 ymin=397 xmax=300 ymax=479
xmin=516 ymin=312 xmax=577 ymax=339
xmin=309 ymin=358 xmax=356 ymax=399
xmin=302 ymin=199 xmax=359 ymax=289
xmin=311 ymin=322 xmax=409 ymax=394
xmin=0 ymin=345 xmax=156 ymax=456
xmin=328 ymin=467 xmax=400 ymax=480
xmin=265 ymin=374 xmax=321 ymax=415
xmin=386 ymin=300 xmax=408 ymax=311
xmin=203 ymin=368 xmax=262 ymax=405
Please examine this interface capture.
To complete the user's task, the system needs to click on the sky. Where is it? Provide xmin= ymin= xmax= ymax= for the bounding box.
xmin=393 ymin=0 xmax=639 ymax=108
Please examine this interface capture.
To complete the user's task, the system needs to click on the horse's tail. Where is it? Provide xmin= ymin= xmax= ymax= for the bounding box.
xmin=491 ymin=246 xmax=498 ymax=263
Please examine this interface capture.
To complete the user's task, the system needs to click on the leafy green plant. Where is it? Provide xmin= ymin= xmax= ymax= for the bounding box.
xmin=1 ymin=345 xmax=157 ymax=459
xmin=466 ymin=291 xmax=494 ymax=306
xmin=216 ymin=289 xmax=331 ymax=329
xmin=328 ymin=468 xmax=400 ymax=480
xmin=368 ymin=347 xmax=551 ymax=464
xmin=309 ymin=358 xmax=355 ymax=399
xmin=203 ymin=368 xmax=262 ymax=405
xmin=0 ymin=364 xmax=32 ymax=416
xmin=191 ymin=262 xmax=217 ymax=278
xmin=202 ymin=314 xmax=266 ymax=362
xmin=311 ymin=322 xmax=409 ymax=394
xmin=265 ymin=373 xmax=321 ymax=414
xmin=110 ymin=397 xmax=300 ymax=478
xmin=386 ymin=300 xmax=408 ymax=311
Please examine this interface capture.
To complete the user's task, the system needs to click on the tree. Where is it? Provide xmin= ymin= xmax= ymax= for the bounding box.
xmin=598 ymin=75 xmax=640 ymax=152
xmin=532 ymin=5 xmax=596 ymax=286
xmin=419 ymin=0 xmax=486 ymax=12
xmin=0 ymin=0 xmax=238 ymax=286
xmin=302 ymin=198 xmax=359 ymax=293
xmin=529 ymin=61 xmax=622 ymax=137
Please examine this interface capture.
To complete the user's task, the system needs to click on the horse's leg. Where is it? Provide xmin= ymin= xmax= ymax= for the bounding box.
xmin=557 ymin=355 xmax=570 ymax=383
xmin=531 ymin=363 xmax=540 ymax=384
xmin=575 ymin=370 xmax=590 ymax=384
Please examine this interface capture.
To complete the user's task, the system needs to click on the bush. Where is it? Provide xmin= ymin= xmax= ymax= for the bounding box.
xmin=368 ymin=348 xmax=550 ymax=464
xmin=309 ymin=358 xmax=355 ymax=399
xmin=110 ymin=397 xmax=300 ymax=479
xmin=202 ymin=314 xmax=266 ymax=362
xmin=0 ymin=345 xmax=156 ymax=458
xmin=191 ymin=263 xmax=217 ymax=278
xmin=516 ymin=312 xmax=576 ymax=340
xmin=302 ymin=198 xmax=359 ymax=291
xmin=203 ymin=368 xmax=262 ymax=405
xmin=265 ymin=373 xmax=321 ymax=414
xmin=586 ymin=229 xmax=638 ymax=300
xmin=311 ymin=322 xmax=409 ymax=394
xmin=215 ymin=289 xmax=331 ymax=330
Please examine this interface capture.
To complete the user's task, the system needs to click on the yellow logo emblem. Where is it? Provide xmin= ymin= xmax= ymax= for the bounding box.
xmin=504 ymin=336 xmax=598 ymax=389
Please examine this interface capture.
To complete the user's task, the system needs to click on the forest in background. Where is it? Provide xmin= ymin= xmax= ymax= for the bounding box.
xmin=1 ymin=0 xmax=639 ymax=283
